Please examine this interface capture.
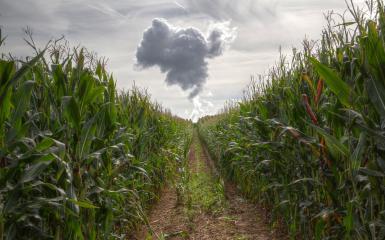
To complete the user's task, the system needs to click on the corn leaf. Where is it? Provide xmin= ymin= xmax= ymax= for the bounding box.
xmin=310 ymin=57 xmax=352 ymax=107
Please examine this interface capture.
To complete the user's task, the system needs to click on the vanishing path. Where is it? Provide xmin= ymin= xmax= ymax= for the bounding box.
xmin=132 ymin=131 xmax=286 ymax=240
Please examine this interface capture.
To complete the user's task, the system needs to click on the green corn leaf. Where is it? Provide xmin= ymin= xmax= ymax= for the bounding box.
xmin=20 ymin=154 xmax=55 ymax=183
xmin=67 ymin=199 xmax=98 ymax=209
xmin=359 ymin=21 xmax=385 ymax=119
xmin=11 ymin=80 xmax=35 ymax=123
xmin=35 ymin=138 xmax=55 ymax=152
xmin=366 ymin=76 xmax=385 ymax=119
xmin=52 ymin=64 xmax=67 ymax=97
xmin=77 ymin=114 xmax=97 ymax=160
xmin=0 ymin=61 xmax=15 ymax=122
xmin=310 ymin=123 xmax=349 ymax=158
xmin=351 ymin=132 xmax=367 ymax=170
xmin=0 ymin=60 xmax=14 ymax=87
xmin=62 ymin=96 xmax=81 ymax=130
xmin=288 ymin=178 xmax=321 ymax=186
xmin=8 ymin=50 xmax=45 ymax=87
xmin=310 ymin=57 xmax=352 ymax=107
xmin=358 ymin=167 xmax=385 ymax=177
xmin=343 ymin=202 xmax=354 ymax=234
xmin=0 ymin=50 xmax=44 ymax=120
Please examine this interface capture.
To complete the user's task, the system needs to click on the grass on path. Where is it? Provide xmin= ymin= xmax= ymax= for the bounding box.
xmin=180 ymin=131 xmax=227 ymax=221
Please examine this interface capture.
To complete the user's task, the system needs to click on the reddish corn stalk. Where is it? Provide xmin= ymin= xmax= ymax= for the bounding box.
xmin=314 ymin=78 xmax=324 ymax=107
xmin=302 ymin=94 xmax=318 ymax=125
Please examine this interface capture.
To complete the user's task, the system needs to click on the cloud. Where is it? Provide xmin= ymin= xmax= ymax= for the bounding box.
xmin=189 ymin=96 xmax=215 ymax=122
xmin=183 ymin=0 xmax=277 ymax=23
xmin=135 ymin=18 xmax=236 ymax=99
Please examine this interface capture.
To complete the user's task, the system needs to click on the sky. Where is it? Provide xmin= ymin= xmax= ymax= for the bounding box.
xmin=0 ymin=0 xmax=366 ymax=121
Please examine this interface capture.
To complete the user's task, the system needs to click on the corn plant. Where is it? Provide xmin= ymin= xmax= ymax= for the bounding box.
xmin=199 ymin=1 xmax=385 ymax=239
xmin=0 ymin=36 xmax=191 ymax=239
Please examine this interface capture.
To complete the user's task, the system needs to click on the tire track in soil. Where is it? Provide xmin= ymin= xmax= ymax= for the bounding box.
xmin=131 ymin=133 xmax=286 ymax=240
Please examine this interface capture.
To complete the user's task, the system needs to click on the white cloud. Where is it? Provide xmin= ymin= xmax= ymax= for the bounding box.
xmin=189 ymin=96 xmax=216 ymax=122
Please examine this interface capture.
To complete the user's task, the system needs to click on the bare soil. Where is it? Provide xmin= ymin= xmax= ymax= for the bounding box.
xmin=131 ymin=134 xmax=287 ymax=240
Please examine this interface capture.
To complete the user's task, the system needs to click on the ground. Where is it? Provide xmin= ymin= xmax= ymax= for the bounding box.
xmin=131 ymin=132 xmax=286 ymax=240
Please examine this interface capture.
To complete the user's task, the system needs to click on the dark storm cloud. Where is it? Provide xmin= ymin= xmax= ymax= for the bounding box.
xmin=135 ymin=18 xmax=236 ymax=99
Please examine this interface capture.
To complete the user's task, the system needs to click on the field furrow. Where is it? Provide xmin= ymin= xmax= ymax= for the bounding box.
xmin=134 ymin=131 xmax=285 ymax=240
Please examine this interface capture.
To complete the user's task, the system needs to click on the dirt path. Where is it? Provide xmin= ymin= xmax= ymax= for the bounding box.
xmin=132 ymin=132 xmax=286 ymax=240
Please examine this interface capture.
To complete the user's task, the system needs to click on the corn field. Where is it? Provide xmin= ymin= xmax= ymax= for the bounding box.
xmin=199 ymin=1 xmax=385 ymax=239
xmin=0 ymin=35 xmax=191 ymax=239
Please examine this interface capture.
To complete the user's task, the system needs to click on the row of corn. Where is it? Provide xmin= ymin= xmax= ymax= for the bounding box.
xmin=0 ymin=36 xmax=191 ymax=239
xmin=199 ymin=1 xmax=385 ymax=239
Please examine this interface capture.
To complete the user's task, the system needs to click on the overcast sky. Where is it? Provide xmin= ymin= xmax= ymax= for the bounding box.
xmin=0 ymin=0 xmax=365 ymax=121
